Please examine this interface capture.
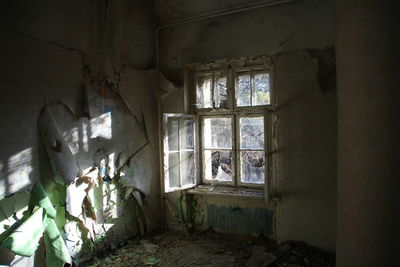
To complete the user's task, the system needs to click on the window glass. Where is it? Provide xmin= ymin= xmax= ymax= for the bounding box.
xmin=180 ymin=118 xmax=194 ymax=150
xmin=236 ymin=71 xmax=270 ymax=107
xmin=239 ymin=116 xmax=265 ymax=184
xmin=203 ymin=118 xmax=232 ymax=149
xmin=203 ymin=117 xmax=233 ymax=182
xmin=180 ymin=151 xmax=195 ymax=185
xmin=204 ymin=150 xmax=233 ymax=182
xmin=196 ymin=75 xmax=213 ymax=109
xmin=239 ymin=117 xmax=264 ymax=149
xmin=240 ymin=151 xmax=265 ymax=183
xmin=253 ymin=72 xmax=270 ymax=105
xmin=164 ymin=114 xmax=196 ymax=192
xmin=214 ymin=76 xmax=227 ymax=108
xmin=168 ymin=152 xmax=180 ymax=188
xmin=167 ymin=119 xmax=179 ymax=151
xmin=236 ymin=73 xmax=251 ymax=107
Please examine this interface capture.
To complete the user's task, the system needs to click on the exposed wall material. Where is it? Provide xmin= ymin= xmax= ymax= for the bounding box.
xmin=0 ymin=0 xmax=159 ymax=265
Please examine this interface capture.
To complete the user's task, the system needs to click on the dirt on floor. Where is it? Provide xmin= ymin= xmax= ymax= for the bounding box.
xmin=85 ymin=230 xmax=335 ymax=267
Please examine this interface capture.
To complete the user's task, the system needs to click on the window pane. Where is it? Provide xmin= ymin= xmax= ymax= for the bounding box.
xmin=239 ymin=117 xmax=264 ymax=149
xmin=168 ymin=152 xmax=180 ymax=188
xmin=236 ymin=73 xmax=251 ymax=107
xmin=203 ymin=118 xmax=232 ymax=149
xmin=196 ymin=75 xmax=213 ymax=109
xmin=240 ymin=151 xmax=265 ymax=183
xmin=214 ymin=76 xmax=227 ymax=108
xmin=204 ymin=150 xmax=233 ymax=182
xmin=167 ymin=118 xmax=179 ymax=151
xmin=253 ymin=72 xmax=270 ymax=105
xmin=180 ymin=151 xmax=195 ymax=186
xmin=180 ymin=118 xmax=194 ymax=150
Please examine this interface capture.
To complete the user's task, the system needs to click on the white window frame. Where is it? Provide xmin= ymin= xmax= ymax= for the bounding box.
xmin=195 ymin=70 xmax=228 ymax=110
xmin=200 ymin=114 xmax=235 ymax=185
xmin=162 ymin=59 xmax=275 ymax=202
xmin=163 ymin=113 xmax=198 ymax=193
xmin=198 ymin=110 xmax=270 ymax=189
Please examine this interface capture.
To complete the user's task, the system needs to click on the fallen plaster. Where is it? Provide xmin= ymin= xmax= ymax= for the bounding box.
xmin=85 ymin=231 xmax=335 ymax=267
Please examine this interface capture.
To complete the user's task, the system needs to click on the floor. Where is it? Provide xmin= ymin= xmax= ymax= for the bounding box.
xmin=87 ymin=230 xmax=335 ymax=267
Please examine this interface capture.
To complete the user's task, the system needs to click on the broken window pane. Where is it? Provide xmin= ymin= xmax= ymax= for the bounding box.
xmin=168 ymin=152 xmax=180 ymax=188
xmin=236 ymin=73 xmax=251 ymax=107
xmin=203 ymin=118 xmax=232 ymax=149
xmin=180 ymin=118 xmax=194 ymax=150
xmin=204 ymin=150 xmax=233 ymax=181
xmin=239 ymin=117 xmax=264 ymax=150
xmin=240 ymin=151 xmax=265 ymax=183
xmin=214 ymin=76 xmax=227 ymax=108
xmin=196 ymin=75 xmax=213 ymax=109
xmin=253 ymin=72 xmax=270 ymax=105
xmin=180 ymin=151 xmax=195 ymax=185
xmin=167 ymin=118 xmax=179 ymax=151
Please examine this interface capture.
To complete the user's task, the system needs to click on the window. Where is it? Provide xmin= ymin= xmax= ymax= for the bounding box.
xmin=236 ymin=71 xmax=271 ymax=106
xmin=163 ymin=114 xmax=197 ymax=192
xmin=197 ymin=66 xmax=272 ymax=187
xmin=201 ymin=114 xmax=266 ymax=186
xmin=196 ymin=72 xmax=228 ymax=109
xmin=163 ymin=58 xmax=273 ymax=194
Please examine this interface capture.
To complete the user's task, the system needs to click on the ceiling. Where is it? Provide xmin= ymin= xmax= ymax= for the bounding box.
xmin=154 ymin=0 xmax=281 ymax=24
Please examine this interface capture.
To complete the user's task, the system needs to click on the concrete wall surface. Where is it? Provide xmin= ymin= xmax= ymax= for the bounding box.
xmin=0 ymin=0 xmax=160 ymax=265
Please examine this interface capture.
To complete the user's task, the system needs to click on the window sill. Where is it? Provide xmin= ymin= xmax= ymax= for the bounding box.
xmin=187 ymin=185 xmax=264 ymax=199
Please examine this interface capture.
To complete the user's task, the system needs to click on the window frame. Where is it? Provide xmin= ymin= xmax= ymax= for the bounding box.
xmin=200 ymin=114 xmax=235 ymax=186
xmin=233 ymin=66 xmax=273 ymax=109
xmin=162 ymin=58 xmax=275 ymax=201
xmin=198 ymin=110 xmax=269 ymax=189
xmin=163 ymin=113 xmax=199 ymax=193
xmin=194 ymin=63 xmax=273 ymax=189
xmin=236 ymin=113 xmax=267 ymax=187
xmin=195 ymin=70 xmax=229 ymax=111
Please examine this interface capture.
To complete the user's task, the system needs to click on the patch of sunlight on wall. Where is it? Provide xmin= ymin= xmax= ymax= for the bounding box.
xmin=90 ymin=112 xmax=112 ymax=139
xmin=64 ymin=127 xmax=80 ymax=155
xmin=7 ymin=148 xmax=33 ymax=193
xmin=0 ymin=161 xmax=5 ymax=198
xmin=82 ymin=122 xmax=89 ymax=152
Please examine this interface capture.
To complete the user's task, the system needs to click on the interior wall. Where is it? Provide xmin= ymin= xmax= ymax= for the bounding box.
xmin=159 ymin=0 xmax=336 ymax=251
xmin=159 ymin=0 xmax=334 ymax=84
xmin=0 ymin=0 xmax=160 ymax=264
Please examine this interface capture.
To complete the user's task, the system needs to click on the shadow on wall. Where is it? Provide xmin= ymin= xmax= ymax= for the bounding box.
xmin=0 ymin=76 xmax=157 ymax=265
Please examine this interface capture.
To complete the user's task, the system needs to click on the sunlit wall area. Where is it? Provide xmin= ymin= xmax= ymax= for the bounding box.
xmin=0 ymin=0 xmax=160 ymax=265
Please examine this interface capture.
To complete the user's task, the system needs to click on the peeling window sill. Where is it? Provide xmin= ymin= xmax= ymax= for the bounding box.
xmin=187 ymin=185 xmax=264 ymax=199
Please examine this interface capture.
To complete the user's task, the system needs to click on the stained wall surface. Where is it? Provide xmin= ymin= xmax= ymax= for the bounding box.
xmin=0 ymin=0 xmax=160 ymax=265
xmin=159 ymin=0 xmax=336 ymax=251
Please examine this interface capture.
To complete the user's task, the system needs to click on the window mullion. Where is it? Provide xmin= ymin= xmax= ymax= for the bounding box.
xmin=234 ymin=115 xmax=240 ymax=186
xmin=211 ymin=74 xmax=215 ymax=108
xmin=178 ymin=118 xmax=182 ymax=188
xmin=229 ymin=67 xmax=234 ymax=110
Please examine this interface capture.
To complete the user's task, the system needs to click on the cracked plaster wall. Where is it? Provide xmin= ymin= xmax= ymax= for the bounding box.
xmin=0 ymin=0 xmax=160 ymax=264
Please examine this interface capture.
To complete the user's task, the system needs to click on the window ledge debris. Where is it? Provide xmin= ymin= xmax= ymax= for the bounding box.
xmin=187 ymin=185 xmax=264 ymax=199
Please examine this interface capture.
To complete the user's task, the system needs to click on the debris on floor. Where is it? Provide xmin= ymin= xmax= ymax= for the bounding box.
xmin=85 ymin=231 xmax=335 ymax=267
